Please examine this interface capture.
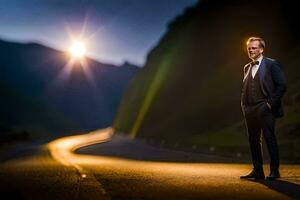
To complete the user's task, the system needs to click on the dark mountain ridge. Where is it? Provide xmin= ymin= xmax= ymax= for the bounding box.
xmin=0 ymin=39 xmax=139 ymax=141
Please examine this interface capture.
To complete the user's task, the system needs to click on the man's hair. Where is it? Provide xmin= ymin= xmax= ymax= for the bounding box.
xmin=247 ymin=37 xmax=265 ymax=49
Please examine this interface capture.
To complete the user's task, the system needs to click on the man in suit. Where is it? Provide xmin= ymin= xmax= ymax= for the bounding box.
xmin=240 ymin=37 xmax=287 ymax=180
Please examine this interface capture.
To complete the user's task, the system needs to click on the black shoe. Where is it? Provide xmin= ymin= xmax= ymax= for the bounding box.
xmin=266 ymin=170 xmax=280 ymax=180
xmin=240 ymin=169 xmax=265 ymax=180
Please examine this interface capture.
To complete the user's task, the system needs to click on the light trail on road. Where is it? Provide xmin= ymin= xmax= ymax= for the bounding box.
xmin=46 ymin=127 xmax=300 ymax=199
xmin=48 ymin=127 xmax=113 ymax=177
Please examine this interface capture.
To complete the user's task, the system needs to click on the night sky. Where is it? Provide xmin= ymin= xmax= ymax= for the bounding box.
xmin=0 ymin=0 xmax=198 ymax=66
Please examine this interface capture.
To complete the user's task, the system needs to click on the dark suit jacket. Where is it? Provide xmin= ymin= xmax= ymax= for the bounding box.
xmin=241 ymin=57 xmax=287 ymax=118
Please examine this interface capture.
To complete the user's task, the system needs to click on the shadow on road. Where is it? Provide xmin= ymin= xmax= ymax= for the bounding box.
xmin=250 ymin=179 xmax=300 ymax=199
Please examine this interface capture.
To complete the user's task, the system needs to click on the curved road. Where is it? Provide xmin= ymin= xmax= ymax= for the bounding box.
xmin=0 ymin=128 xmax=299 ymax=199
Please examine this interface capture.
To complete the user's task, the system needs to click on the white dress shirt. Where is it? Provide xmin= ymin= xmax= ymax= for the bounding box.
xmin=251 ymin=56 xmax=263 ymax=78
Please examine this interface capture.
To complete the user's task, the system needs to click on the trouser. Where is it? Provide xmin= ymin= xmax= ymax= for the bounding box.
xmin=244 ymin=102 xmax=279 ymax=171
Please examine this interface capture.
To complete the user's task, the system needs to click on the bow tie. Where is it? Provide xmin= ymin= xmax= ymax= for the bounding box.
xmin=250 ymin=60 xmax=259 ymax=66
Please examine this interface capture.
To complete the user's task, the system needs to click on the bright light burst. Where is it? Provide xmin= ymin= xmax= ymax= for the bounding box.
xmin=69 ymin=41 xmax=87 ymax=58
xmin=55 ymin=20 xmax=99 ymax=85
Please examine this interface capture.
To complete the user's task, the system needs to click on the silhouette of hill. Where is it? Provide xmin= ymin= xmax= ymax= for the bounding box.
xmin=0 ymin=39 xmax=139 ymax=142
xmin=114 ymin=0 xmax=300 ymax=161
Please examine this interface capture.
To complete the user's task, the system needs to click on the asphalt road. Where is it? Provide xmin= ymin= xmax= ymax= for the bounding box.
xmin=0 ymin=128 xmax=299 ymax=200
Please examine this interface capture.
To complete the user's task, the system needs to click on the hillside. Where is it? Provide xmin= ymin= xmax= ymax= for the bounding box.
xmin=0 ymin=39 xmax=139 ymax=142
xmin=114 ymin=0 xmax=300 ymax=161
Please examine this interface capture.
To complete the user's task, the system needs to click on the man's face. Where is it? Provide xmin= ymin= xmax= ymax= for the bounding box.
xmin=247 ymin=41 xmax=264 ymax=60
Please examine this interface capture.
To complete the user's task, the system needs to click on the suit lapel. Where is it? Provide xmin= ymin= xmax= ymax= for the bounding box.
xmin=242 ymin=64 xmax=251 ymax=95
xmin=243 ymin=64 xmax=251 ymax=83
xmin=259 ymin=57 xmax=266 ymax=82
xmin=258 ymin=57 xmax=267 ymax=96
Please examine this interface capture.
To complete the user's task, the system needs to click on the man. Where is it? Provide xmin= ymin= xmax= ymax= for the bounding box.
xmin=240 ymin=37 xmax=287 ymax=180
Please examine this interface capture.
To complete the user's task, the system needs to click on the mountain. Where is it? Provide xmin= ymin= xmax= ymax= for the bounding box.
xmin=114 ymin=0 xmax=300 ymax=160
xmin=0 ymin=39 xmax=139 ymax=142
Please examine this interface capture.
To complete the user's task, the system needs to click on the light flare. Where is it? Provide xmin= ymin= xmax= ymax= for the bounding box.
xmin=69 ymin=41 xmax=87 ymax=58
xmin=55 ymin=20 xmax=97 ymax=84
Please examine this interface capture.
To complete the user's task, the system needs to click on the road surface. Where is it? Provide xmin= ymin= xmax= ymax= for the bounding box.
xmin=0 ymin=128 xmax=299 ymax=199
